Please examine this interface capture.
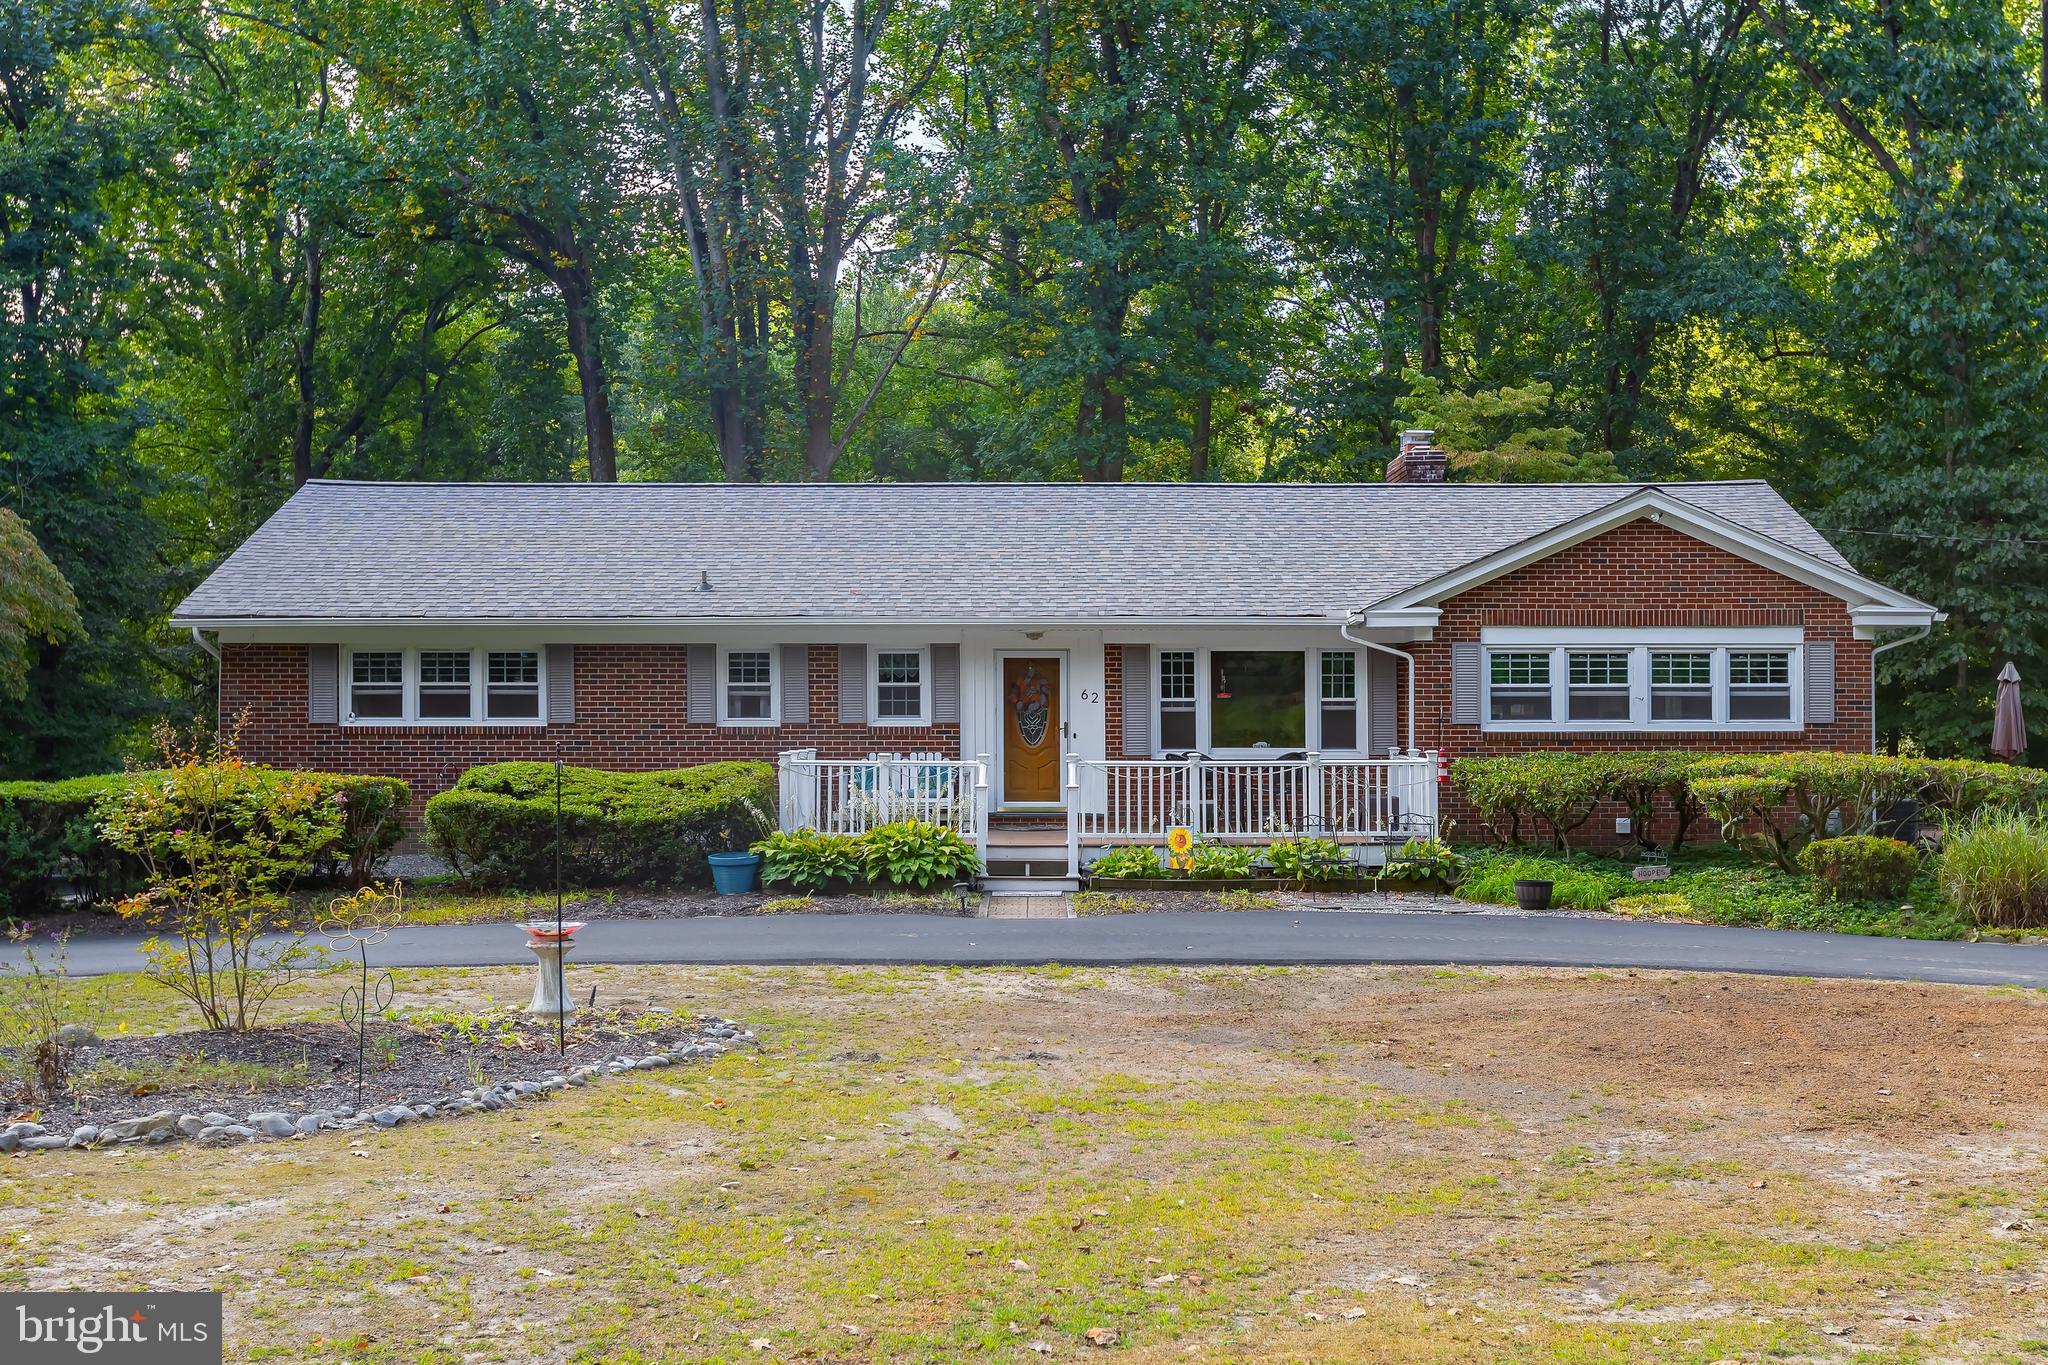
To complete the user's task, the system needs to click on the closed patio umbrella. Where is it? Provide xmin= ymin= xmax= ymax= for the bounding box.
xmin=1992 ymin=661 xmax=2027 ymax=761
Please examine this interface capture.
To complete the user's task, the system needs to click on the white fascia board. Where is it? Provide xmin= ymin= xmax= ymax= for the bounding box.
xmin=188 ymin=613 xmax=1356 ymax=642
xmin=1358 ymin=489 xmax=1942 ymax=618
xmin=1355 ymin=607 xmax=1442 ymax=631
xmin=1481 ymin=624 xmax=1804 ymax=645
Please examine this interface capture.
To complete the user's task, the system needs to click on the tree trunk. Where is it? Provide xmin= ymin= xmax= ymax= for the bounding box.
xmin=555 ymin=256 xmax=617 ymax=482
xmin=291 ymin=228 xmax=322 ymax=489
xmin=1190 ymin=390 xmax=1213 ymax=482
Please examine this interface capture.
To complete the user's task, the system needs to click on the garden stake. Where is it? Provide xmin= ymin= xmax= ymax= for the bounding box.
xmin=554 ymin=756 xmax=566 ymax=1057
xmin=321 ymin=912 xmax=393 ymax=1113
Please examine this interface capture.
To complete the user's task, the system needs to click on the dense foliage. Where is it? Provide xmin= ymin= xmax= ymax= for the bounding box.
xmin=0 ymin=768 xmax=405 ymax=917
xmin=3 ymin=0 xmax=2046 ymax=769
xmin=1938 ymin=810 xmax=2048 ymax=929
xmin=1797 ymin=835 xmax=1921 ymax=902
xmin=1452 ymin=750 xmax=2045 ymax=862
xmin=423 ymin=760 xmax=775 ymax=888
xmin=754 ymin=822 xmax=980 ymax=890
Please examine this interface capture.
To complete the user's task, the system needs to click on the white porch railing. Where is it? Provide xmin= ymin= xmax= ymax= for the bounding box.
xmin=777 ymin=749 xmax=992 ymax=867
xmin=1066 ymin=751 xmax=1441 ymax=870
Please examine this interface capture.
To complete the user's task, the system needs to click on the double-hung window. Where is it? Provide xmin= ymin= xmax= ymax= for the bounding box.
xmin=1650 ymin=651 xmax=1713 ymax=721
xmin=343 ymin=647 xmax=545 ymax=724
xmin=873 ymin=649 xmax=929 ymax=725
xmin=1158 ymin=651 xmax=1197 ymax=751
xmin=1728 ymin=650 xmax=1793 ymax=720
xmin=417 ymin=651 xmax=473 ymax=719
xmin=487 ymin=651 xmax=542 ymax=719
xmin=1489 ymin=652 xmax=1552 ymax=722
xmin=349 ymin=651 xmax=405 ymax=719
xmin=722 ymin=649 xmax=776 ymax=723
xmin=1567 ymin=652 xmax=1631 ymax=722
xmin=1319 ymin=652 xmax=1359 ymax=750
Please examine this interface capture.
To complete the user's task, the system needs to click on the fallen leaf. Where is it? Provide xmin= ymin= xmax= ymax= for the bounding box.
xmin=1027 ymin=1342 xmax=1052 ymax=1355
xmin=749 ymin=1339 xmax=771 ymax=1352
xmin=1146 ymin=1273 xmax=1178 ymax=1287
xmin=1821 ymin=1325 xmax=1851 ymax=1337
xmin=943 ymin=1148 xmax=960 ymax=1160
xmin=1341 ymin=1308 xmax=1368 ymax=1320
xmin=1084 ymin=1327 xmax=1119 ymax=1347
xmin=436 ymin=1203 xmax=454 ymax=1214
xmin=1010 ymin=1259 xmax=1033 ymax=1272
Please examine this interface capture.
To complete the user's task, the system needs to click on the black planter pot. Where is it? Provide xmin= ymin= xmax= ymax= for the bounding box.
xmin=1513 ymin=878 xmax=1554 ymax=912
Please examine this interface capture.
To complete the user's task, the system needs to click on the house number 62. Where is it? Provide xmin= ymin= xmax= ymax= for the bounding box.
xmin=1079 ymin=688 xmax=1101 ymax=704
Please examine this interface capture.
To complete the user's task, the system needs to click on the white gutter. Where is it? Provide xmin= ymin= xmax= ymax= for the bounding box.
xmin=1339 ymin=614 xmax=1417 ymax=754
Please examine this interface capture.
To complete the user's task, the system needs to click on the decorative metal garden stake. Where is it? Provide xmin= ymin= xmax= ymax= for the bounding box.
xmin=554 ymin=756 xmax=566 ymax=1055
xmin=321 ymin=897 xmax=395 ymax=1113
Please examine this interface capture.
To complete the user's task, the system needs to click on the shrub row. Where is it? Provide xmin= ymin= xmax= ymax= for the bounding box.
xmin=754 ymin=822 xmax=980 ymax=891
xmin=1450 ymin=750 xmax=2045 ymax=866
xmin=1086 ymin=835 xmax=1463 ymax=884
xmin=0 ymin=769 xmax=408 ymax=915
xmin=424 ymin=761 xmax=776 ymax=888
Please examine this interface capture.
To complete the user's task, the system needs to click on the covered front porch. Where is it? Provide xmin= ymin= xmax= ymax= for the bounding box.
xmin=776 ymin=748 xmax=1442 ymax=887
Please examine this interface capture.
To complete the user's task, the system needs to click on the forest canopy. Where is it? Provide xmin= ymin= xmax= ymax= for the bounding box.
xmin=2 ymin=0 xmax=2044 ymax=773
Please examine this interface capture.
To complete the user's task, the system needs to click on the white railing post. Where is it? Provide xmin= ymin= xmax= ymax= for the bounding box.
xmin=1184 ymin=752 xmax=1203 ymax=839
xmin=1421 ymin=748 xmax=1441 ymax=837
xmin=1305 ymin=750 xmax=1323 ymax=834
xmin=878 ymin=754 xmax=899 ymax=826
xmin=973 ymin=752 xmax=991 ymax=871
xmin=1065 ymin=753 xmax=1083 ymax=877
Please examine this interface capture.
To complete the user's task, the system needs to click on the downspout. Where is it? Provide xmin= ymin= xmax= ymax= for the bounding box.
xmin=1866 ymin=616 xmax=1940 ymax=753
xmin=1339 ymin=614 xmax=1417 ymax=755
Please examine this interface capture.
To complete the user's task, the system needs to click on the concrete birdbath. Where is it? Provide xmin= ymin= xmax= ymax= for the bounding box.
xmin=519 ymin=921 xmax=586 ymax=1018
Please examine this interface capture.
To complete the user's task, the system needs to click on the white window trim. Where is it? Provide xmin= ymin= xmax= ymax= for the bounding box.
xmin=341 ymin=647 xmax=548 ymax=727
xmin=717 ymin=646 xmax=781 ymax=727
xmin=869 ymin=645 xmax=932 ymax=728
xmin=1477 ymin=638 xmax=1804 ymax=733
xmin=1149 ymin=647 xmax=1366 ymax=757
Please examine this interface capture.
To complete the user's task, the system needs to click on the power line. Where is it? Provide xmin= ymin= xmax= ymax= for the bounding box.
xmin=1816 ymin=525 xmax=2048 ymax=550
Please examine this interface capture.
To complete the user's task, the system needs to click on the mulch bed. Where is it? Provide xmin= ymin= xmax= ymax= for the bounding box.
xmin=14 ymin=1009 xmax=737 ymax=1135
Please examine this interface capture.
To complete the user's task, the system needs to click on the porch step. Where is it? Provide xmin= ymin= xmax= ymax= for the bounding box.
xmin=986 ymin=827 xmax=1068 ymax=849
xmin=985 ymin=857 xmax=1074 ymax=879
xmin=982 ymin=876 xmax=1080 ymax=894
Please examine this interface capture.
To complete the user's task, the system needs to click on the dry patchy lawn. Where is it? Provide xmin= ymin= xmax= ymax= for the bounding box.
xmin=4 ymin=964 xmax=2047 ymax=1363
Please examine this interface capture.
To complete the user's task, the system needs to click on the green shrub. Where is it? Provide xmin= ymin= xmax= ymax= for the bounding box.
xmin=1608 ymin=892 xmax=1693 ymax=920
xmin=1797 ymin=835 xmax=1919 ymax=902
xmin=424 ymin=761 xmax=775 ymax=888
xmin=1380 ymin=834 xmax=1466 ymax=883
xmin=1 ymin=767 xmax=408 ymax=917
xmin=1263 ymin=837 xmax=1351 ymax=882
xmin=1188 ymin=844 xmax=1256 ymax=879
xmin=1939 ymin=810 xmax=2048 ymax=929
xmin=1449 ymin=753 xmax=1608 ymax=850
xmin=1689 ymin=753 xmax=2045 ymax=870
xmin=0 ymin=773 xmax=143 ymax=916
xmin=1598 ymin=751 xmax=1708 ymax=852
xmin=752 ymin=829 xmax=867 ymax=890
xmin=1088 ymin=846 xmax=1164 ymax=879
xmin=860 ymin=820 xmax=979 ymax=889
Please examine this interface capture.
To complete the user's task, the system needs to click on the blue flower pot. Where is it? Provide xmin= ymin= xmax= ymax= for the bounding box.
xmin=708 ymin=851 xmax=763 ymax=895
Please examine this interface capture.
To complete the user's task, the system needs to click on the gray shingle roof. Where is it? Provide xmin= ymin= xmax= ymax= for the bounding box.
xmin=172 ymin=479 xmax=1860 ymax=625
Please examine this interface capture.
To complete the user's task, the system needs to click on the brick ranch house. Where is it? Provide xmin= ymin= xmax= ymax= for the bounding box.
xmin=172 ymin=442 xmax=1941 ymax=887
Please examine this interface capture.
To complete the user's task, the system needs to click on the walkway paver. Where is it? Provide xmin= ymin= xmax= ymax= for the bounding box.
xmin=983 ymin=894 xmax=1072 ymax=920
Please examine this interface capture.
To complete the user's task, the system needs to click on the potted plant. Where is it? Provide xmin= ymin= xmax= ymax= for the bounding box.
xmin=1513 ymin=878 xmax=1554 ymax=912
xmin=707 ymin=800 xmax=773 ymax=895
xmin=1378 ymin=834 xmax=1467 ymax=895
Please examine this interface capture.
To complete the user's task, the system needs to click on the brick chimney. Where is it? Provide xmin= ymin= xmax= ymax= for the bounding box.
xmin=1388 ymin=429 xmax=1447 ymax=484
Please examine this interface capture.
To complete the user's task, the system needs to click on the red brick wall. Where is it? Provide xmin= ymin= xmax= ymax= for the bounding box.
xmin=1412 ymin=520 xmax=1872 ymax=842
xmin=221 ymin=643 xmax=959 ymax=826
xmin=1104 ymin=644 xmax=1128 ymax=757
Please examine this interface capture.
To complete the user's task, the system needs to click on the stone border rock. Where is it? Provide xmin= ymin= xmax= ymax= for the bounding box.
xmin=0 ymin=1018 xmax=755 ymax=1155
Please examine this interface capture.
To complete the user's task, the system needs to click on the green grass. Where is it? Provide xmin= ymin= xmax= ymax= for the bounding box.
xmin=70 ymin=1051 xmax=312 ymax=1098
xmin=1456 ymin=844 xmax=1979 ymax=939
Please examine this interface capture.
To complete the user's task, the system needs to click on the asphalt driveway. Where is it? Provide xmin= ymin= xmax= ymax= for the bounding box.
xmin=13 ymin=909 xmax=2047 ymax=987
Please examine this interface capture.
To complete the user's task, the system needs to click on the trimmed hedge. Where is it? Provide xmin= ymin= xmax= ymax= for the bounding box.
xmin=424 ymin=761 xmax=776 ymax=888
xmin=1798 ymin=835 xmax=1919 ymax=902
xmin=1451 ymin=750 xmax=2045 ymax=863
xmin=0 ymin=769 xmax=407 ymax=916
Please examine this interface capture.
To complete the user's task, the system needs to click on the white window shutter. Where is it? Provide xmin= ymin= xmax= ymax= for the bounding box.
xmin=1121 ymin=645 xmax=1151 ymax=756
xmin=545 ymin=645 xmax=576 ymax=723
xmin=1804 ymin=641 xmax=1836 ymax=725
xmin=838 ymin=644 xmax=868 ymax=723
xmin=1451 ymin=643 xmax=1481 ymax=725
xmin=686 ymin=644 xmax=715 ymax=723
xmin=931 ymin=644 xmax=960 ymax=723
xmin=1368 ymin=651 xmax=1399 ymax=755
xmin=779 ymin=644 xmax=809 ymax=724
xmin=307 ymin=645 xmax=339 ymax=724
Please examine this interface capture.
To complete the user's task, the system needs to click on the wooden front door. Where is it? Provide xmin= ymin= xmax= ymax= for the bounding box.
xmin=1001 ymin=655 xmax=1063 ymax=804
